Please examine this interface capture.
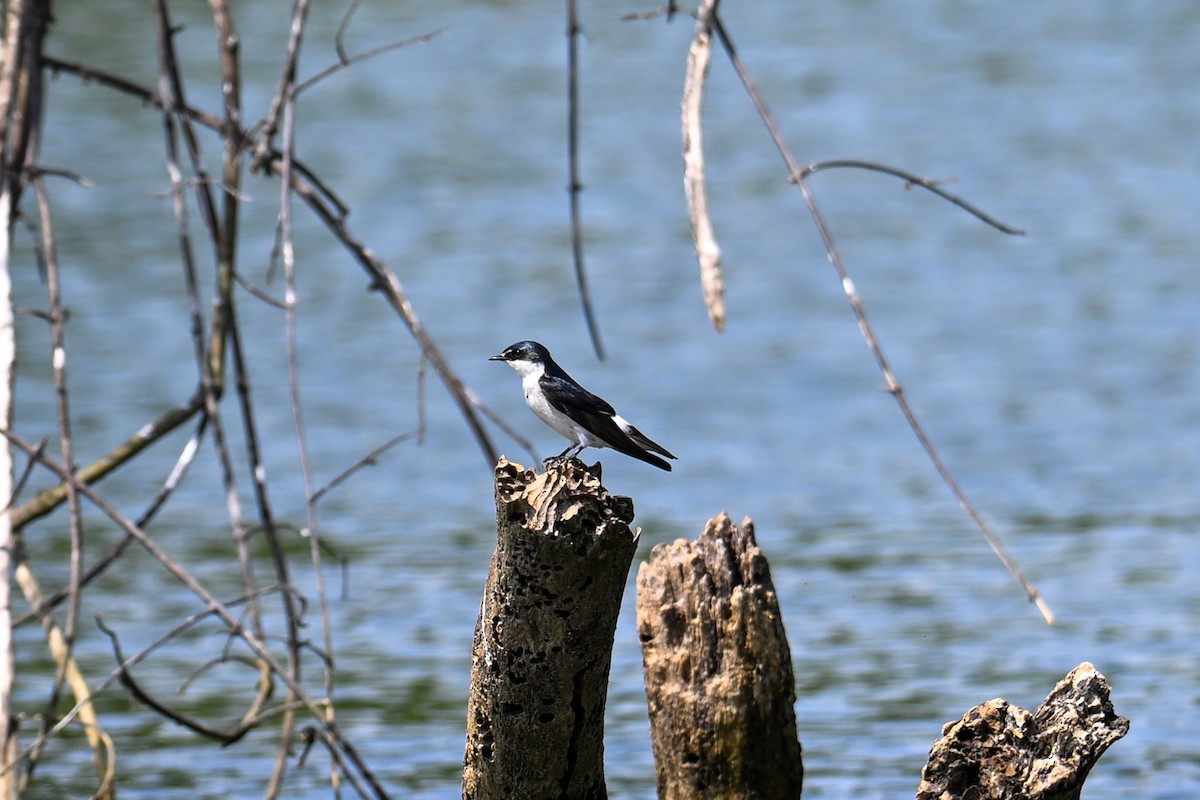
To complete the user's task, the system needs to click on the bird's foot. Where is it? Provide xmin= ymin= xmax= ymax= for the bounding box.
xmin=540 ymin=455 xmax=602 ymax=480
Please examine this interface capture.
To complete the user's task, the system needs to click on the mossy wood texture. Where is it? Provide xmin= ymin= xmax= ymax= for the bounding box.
xmin=463 ymin=458 xmax=638 ymax=800
xmin=637 ymin=513 xmax=804 ymax=800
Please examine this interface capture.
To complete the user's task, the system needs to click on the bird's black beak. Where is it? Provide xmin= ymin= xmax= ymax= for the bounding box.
xmin=489 ymin=353 xmax=507 ymax=362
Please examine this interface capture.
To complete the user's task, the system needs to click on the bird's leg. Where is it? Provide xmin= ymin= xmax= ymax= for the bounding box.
xmin=544 ymin=442 xmax=585 ymax=470
xmin=543 ymin=444 xmax=572 ymax=469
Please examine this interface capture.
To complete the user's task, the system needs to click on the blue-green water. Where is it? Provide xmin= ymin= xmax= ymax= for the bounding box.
xmin=10 ymin=1 xmax=1200 ymax=797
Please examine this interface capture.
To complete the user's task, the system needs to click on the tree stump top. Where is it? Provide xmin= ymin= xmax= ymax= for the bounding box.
xmin=496 ymin=457 xmax=635 ymax=538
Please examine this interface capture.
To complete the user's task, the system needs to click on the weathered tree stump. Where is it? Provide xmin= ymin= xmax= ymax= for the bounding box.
xmin=636 ymin=513 xmax=804 ymax=800
xmin=462 ymin=458 xmax=639 ymax=800
xmin=916 ymin=661 xmax=1129 ymax=800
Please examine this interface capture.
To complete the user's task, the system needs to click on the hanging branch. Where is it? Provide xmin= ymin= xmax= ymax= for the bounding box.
xmin=199 ymin=0 xmax=308 ymax=785
xmin=681 ymin=0 xmax=726 ymax=331
xmin=704 ymin=10 xmax=1053 ymax=623
xmin=566 ymin=0 xmax=606 ymax=359
xmin=8 ymin=539 xmax=109 ymax=793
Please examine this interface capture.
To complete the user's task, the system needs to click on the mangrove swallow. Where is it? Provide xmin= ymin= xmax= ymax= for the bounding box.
xmin=490 ymin=340 xmax=676 ymax=472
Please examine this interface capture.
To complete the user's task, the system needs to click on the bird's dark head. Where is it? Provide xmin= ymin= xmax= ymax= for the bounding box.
xmin=489 ymin=340 xmax=551 ymax=366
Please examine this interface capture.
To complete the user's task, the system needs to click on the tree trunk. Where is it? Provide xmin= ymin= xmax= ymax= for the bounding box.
xmin=916 ymin=661 xmax=1129 ymax=800
xmin=463 ymin=458 xmax=638 ymax=800
xmin=636 ymin=513 xmax=803 ymax=800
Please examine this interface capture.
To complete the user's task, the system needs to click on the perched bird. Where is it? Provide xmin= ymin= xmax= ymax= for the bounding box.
xmin=490 ymin=340 xmax=676 ymax=471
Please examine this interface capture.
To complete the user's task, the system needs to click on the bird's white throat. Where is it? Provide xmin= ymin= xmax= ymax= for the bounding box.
xmin=503 ymin=357 xmax=543 ymax=380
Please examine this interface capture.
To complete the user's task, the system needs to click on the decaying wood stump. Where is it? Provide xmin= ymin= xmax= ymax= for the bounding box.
xmin=916 ymin=661 xmax=1129 ymax=800
xmin=636 ymin=513 xmax=803 ymax=800
xmin=462 ymin=458 xmax=639 ymax=800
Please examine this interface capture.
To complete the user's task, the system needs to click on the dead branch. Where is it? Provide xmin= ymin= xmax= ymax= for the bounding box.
xmin=96 ymin=618 xmax=273 ymax=747
xmin=681 ymin=0 xmax=726 ymax=331
xmin=566 ymin=0 xmax=606 ymax=359
xmin=11 ymin=392 xmax=205 ymax=530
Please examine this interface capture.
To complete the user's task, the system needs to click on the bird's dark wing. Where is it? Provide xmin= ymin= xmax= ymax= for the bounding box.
xmin=540 ymin=374 xmax=617 ymax=424
xmin=540 ymin=375 xmax=673 ymax=471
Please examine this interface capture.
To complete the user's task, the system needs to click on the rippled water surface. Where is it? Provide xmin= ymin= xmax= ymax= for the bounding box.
xmin=11 ymin=1 xmax=1200 ymax=797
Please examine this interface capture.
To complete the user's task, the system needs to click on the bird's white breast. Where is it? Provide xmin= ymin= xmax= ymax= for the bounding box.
xmin=522 ymin=371 xmax=586 ymax=442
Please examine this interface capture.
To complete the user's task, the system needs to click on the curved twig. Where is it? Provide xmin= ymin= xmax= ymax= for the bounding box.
xmin=798 ymin=159 xmax=1024 ymax=235
xmin=294 ymin=27 xmax=445 ymax=98
xmin=311 ymin=430 xmax=419 ymax=506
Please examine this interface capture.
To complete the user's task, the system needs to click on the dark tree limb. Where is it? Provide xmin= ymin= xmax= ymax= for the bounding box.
xmin=916 ymin=662 xmax=1129 ymax=800
xmin=463 ymin=458 xmax=639 ymax=800
xmin=637 ymin=513 xmax=803 ymax=800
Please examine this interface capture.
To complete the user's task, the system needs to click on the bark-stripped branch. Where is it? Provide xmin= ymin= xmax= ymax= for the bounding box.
xmin=681 ymin=0 xmax=726 ymax=331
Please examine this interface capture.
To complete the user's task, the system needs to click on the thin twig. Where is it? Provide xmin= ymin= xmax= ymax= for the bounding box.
xmin=293 ymin=28 xmax=445 ymax=98
xmin=233 ymin=268 xmax=289 ymax=309
xmin=31 ymin=172 xmax=93 ymax=766
xmin=334 ymin=0 xmax=360 ymax=63
xmin=311 ymin=431 xmax=419 ymax=506
xmin=96 ymin=618 xmax=266 ymax=745
xmin=798 ymin=159 xmax=1023 ymax=235
xmin=271 ymin=5 xmax=346 ymax=790
xmin=5 ymin=436 xmax=45 ymax=512
xmin=566 ymin=0 xmax=606 ymax=359
xmin=280 ymin=166 xmax=500 ymax=464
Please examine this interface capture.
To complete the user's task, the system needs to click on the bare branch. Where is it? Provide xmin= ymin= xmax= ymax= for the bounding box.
xmin=682 ymin=0 xmax=726 ymax=331
xmin=799 ymin=159 xmax=1024 ymax=235
xmin=31 ymin=170 xmax=94 ymax=772
xmin=566 ymin=0 xmax=606 ymax=359
xmin=96 ymin=618 xmax=263 ymax=746
xmin=311 ymin=431 xmax=419 ymax=506
xmin=11 ymin=392 xmax=204 ymax=530
xmin=294 ymin=28 xmax=445 ymax=98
